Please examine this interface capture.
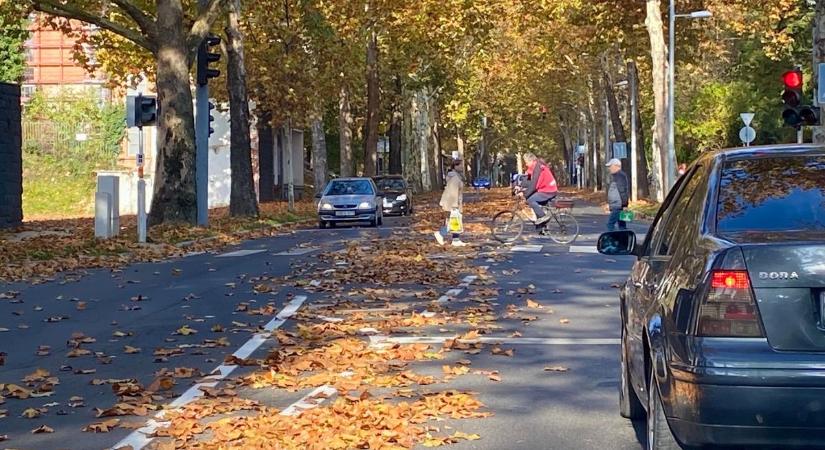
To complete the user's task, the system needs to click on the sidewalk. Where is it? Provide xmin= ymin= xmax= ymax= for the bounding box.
xmin=0 ymin=201 xmax=317 ymax=283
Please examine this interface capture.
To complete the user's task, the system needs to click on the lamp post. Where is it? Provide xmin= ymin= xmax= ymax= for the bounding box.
xmin=668 ymin=6 xmax=711 ymax=191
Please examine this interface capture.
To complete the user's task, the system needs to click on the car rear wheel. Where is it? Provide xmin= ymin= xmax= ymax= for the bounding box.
xmin=647 ymin=366 xmax=683 ymax=450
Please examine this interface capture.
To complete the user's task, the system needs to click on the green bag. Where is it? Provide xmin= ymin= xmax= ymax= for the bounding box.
xmin=618 ymin=210 xmax=635 ymax=222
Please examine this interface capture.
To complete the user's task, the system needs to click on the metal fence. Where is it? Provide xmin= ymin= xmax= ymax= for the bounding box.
xmin=22 ymin=120 xmax=113 ymax=160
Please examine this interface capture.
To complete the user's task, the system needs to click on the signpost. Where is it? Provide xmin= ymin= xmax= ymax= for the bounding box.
xmin=126 ymin=93 xmax=157 ymax=243
xmin=739 ymin=112 xmax=756 ymax=147
xmin=739 ymin=126 xmax=756 ymax=146
xmin=612 ymin=141 xmax=627 ymax=159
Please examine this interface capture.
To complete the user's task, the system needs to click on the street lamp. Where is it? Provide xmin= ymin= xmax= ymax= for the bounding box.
xmin=667 ymin=5 xmax=712 ymax=192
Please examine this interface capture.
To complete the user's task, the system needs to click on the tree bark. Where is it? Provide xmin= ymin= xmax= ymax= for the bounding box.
xmin=310 ymin=111 xmax=328 ymax=194
xmin=414 ymin=89 xmax=432 ymax=192
xmin=431 ymin=101 xmax=444 ymax=189
xmin=603 ymin=71 xmax=626 ymax=143
xmin=338 ymin=84 xmax=354 ymax=177
xmin=627 ymin=61 xmax=650 ymax=199
xmin=257 ymin=111 xmax=275 ymax=202
xmin=224 ymin=0 xmax=258 ymax=217
xmin=389 ymin=110 xmax=402 ymax=174
xmin=645 ymin=0 xmax=668 ymax=202
xmin=149 ymin=33 xmax=197 ymax=224
xmin=813 ymin=1 xmax=825 ymax=144
xmin=363 ymin=28 xmax=379 ymax=176
xmin=403 ymin=91 xmax=423 ymax=192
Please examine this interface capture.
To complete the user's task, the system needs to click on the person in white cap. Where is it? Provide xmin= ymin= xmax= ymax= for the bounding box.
xmin=606 ymin=158 xmax=629 ymax=231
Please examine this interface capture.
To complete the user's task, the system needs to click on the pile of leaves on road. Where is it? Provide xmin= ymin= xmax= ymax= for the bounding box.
xmin=143 ymin=212 xmax=505 ymax=449
xmin=0 ymin=201 xmax=316 ymax=283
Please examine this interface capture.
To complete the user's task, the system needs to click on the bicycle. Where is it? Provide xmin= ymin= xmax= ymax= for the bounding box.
xmin=490 ymin=196 xmax=580 ymax=244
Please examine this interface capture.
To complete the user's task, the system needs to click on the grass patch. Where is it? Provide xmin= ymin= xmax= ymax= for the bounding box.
xmin=22 ymin=152 xmax=115 ymax=219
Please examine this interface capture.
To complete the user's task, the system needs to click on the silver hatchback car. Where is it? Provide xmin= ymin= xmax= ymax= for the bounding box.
xmin=316 ymin=178 xmax=383 ymax=228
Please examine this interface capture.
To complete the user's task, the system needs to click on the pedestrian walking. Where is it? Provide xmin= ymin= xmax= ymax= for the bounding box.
xmin=606 ymin=158 xmax=629 ymax=231
xmin=434 ymin=159 xmax=467 ymax=247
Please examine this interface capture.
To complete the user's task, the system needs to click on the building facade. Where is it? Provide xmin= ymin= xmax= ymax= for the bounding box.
xmin=22 ymin=15 xmax=106 ymax=101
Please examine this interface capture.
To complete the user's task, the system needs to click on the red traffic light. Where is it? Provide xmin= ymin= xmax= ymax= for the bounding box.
xmin=782 ymin=70 xmax=803 ymax=89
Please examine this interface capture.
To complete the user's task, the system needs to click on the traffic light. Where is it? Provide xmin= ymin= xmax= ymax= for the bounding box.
xmin=208 ymin=101 xmax=216 ymax=136
xmin=126 ymin=93 xmax=157 ymax=128
xmin=782 ymin=69 xmax=803 ymax=127
xmin=800 ymin=105 xmax=821 ymax=126
xmin=197 ymin=35 xmax=221 ymax=86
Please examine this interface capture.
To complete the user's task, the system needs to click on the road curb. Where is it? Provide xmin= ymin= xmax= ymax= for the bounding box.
xmin=174 ymin=218 xmax=316 ymax=249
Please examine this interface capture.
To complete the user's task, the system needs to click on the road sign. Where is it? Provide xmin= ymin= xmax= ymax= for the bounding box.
xmin=612 ymin=142 xmax=627 ymax=159
xmin=818 ymin=64 xmax=825 ymax=105
xmin=740 ymin=112 xmax=754 ymax=126
xmin=739 ymin=126 xmax=756 ymax=145
xmin=575 ymin=145 xmax=586 ymax=155
xmin=136 ymin=153 xmax=144 ymax=167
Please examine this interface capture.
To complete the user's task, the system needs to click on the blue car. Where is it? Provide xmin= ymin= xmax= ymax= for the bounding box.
xmin=472 ymin=177 xmax=491 ymax=190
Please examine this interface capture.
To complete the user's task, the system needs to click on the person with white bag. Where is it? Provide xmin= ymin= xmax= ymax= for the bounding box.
xmin=434 ymin=159 xmax=467 ymax=247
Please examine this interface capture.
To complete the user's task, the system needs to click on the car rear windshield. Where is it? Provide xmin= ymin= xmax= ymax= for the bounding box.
xmin=325 ymin=180 xmax=374 ymax=196
xmin=717 ymin=155 xmax=825 ymax=234
xmin=375 ymin=178 xmax=406 ymax=191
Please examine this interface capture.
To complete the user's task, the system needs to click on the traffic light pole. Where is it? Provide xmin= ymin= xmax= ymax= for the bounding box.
xmin=629 ymin=65 xmax=638 ymax=202
xmin=195 ymin=0 xmax=209 ymax=227
xmin=137 ymin=124 xmax=147 ymax=243
xmin=196 ymin=82 xmax=209 ymax=227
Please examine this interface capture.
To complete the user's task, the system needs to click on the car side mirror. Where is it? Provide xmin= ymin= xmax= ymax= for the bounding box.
xmin=314 ymin=193 xmax=322 ymax=199
xmin=597 ymin=231 xmax=637 ymax=256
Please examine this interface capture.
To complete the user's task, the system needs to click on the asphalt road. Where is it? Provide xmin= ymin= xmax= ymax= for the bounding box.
xmin=0 ymin=199 xmax=650 ymax=450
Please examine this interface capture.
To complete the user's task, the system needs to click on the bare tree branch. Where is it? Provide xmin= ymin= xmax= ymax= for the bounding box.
xmin=31 ymin=0 xmax=155 ymax=52
xmin=187 ymin=0 xmax=229 ymax=53
xmin=111 ymin=0 xmax=157 ymax=39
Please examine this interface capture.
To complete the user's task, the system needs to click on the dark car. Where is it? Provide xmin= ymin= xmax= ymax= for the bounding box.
xmin=472 ymin=177 xmax=491 ymax=190
xmin=598 ymin=145 xmax=825 ymax=449
xmin=373 ymin=175 xmax=413 ymax=216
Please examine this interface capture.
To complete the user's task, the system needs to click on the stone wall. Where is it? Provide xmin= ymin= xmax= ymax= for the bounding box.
xmin=0 ymin=83 xmax=22 ymax=228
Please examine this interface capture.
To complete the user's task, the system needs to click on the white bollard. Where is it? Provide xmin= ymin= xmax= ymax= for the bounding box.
xmin=94 ymin=192 xmax=112 ymax=239
xmin=97 ymin=175 xmax=120 ymax=236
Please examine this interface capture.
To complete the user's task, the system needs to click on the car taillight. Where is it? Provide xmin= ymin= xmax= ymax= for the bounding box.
xmin=698 ymin=270 xmax=764 ymax=337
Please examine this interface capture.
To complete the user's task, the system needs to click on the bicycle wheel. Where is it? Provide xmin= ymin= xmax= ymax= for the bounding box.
xmin=545 ymin=212 xmax=579 ymax=244
xmin=491 ymin=210 xmax=525 ymax=243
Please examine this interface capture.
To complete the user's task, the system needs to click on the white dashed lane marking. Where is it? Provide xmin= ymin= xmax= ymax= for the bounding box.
xmin=113 ymin=295 xmax=307 ymax=450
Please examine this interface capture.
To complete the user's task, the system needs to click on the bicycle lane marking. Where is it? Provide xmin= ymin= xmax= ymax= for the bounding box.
xmin=112 ymin=295 xmax=307 ymax=450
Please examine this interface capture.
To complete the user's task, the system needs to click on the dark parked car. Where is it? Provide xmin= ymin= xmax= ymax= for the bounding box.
xmin=598 ymin=145 xmax=825 ymax=449
xmin=373 ymin=175 xmax=413 ymax=216
xmin=316 ymin=178 xmax=383 ymax=228
xmin=472 ymin=177 xmax=491 ymax=190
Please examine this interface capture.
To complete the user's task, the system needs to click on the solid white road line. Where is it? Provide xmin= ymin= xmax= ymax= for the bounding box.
xmin=112 ymin=295 xmax=307 ymax=450
xmin=511 ymin=244 xmax=544 ymax=253
xmin=216 ymin=249 xmax=267 ymax=258
xmin=273 ymin=247 xmax=318 ymax=256
xmin=569 ymin=245 xmax=599 ymax=254
xmin=370 ymin=335 xmax=619 ymax=346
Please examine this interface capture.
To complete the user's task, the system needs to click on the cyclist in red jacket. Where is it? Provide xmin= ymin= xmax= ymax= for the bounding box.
xmin=519 ymin=152 xmax=558 ymax=226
